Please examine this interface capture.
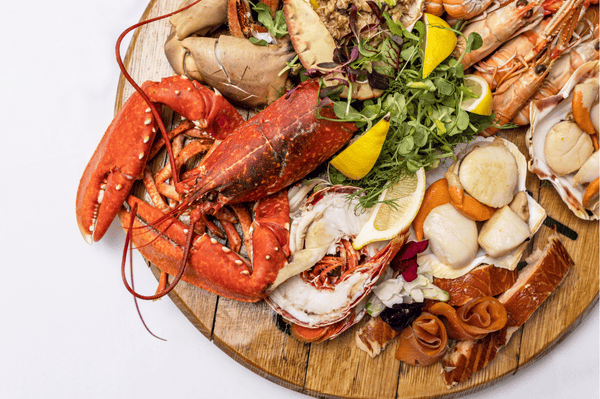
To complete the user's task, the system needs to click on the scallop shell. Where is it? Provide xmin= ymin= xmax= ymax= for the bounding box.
xmin=417 ymin=137 xmax=546 ymax=279
xmin=526 ymin=61 xmax=599 ymax=220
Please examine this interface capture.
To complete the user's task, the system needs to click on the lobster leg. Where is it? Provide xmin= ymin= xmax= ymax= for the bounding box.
xmin=118 ymin=190 xmax=290 ymax=302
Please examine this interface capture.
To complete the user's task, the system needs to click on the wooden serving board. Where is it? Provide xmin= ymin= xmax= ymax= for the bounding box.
xmin=116 ymin=1 xmax=599 ymax=397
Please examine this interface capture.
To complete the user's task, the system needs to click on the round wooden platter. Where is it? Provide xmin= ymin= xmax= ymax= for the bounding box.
xmin=116 ymin=1 xmax=599 ymax=398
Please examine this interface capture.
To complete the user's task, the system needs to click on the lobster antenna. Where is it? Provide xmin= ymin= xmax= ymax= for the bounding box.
xmin=114 ymin=0 xmax=203 ymax=187
xmin=122 ymin=202 xmax=166 ymax=341
xmin=121 ymin=203 xmax=196 ymax=301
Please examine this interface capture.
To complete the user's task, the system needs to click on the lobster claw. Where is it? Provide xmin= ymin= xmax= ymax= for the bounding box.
xmin=143 ymin=77 xmax=243 ymax=140
xmin=76 ymin=86 xmax=158 ymax=244
xmin=76 ymin=76 xmax=244 ymax=244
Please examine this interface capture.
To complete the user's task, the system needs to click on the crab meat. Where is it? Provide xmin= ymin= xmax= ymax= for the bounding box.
xmin=283 ymin=0 xmax=424 ymax=100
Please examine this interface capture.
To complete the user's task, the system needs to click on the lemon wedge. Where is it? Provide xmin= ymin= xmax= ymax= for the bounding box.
xmin=422 ymin=13 xmax=457 ymax=79
xmin=330 ymin=113 xmax=390 ymax=180
xmin=461 ymin=74 xmax=493 ymax=116
xmin=353 ymin=168 xmax=427 ymax=249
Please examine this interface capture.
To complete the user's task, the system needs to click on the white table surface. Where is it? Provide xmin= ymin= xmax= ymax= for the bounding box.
xmin=1 ymin=1 xmax=597 ymax=398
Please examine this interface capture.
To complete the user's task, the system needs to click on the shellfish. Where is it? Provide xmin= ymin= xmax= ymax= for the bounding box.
xmin=266 ymin=182 xmax=408 ymax=330
xmin=527 ymin=60 xmax=600 ymax=220
xmin=417 ymin=137 xmax=547 ymax=279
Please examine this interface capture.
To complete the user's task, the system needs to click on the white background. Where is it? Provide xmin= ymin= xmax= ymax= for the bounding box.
xmin=1 ymin=1 xmax=597 ymax=398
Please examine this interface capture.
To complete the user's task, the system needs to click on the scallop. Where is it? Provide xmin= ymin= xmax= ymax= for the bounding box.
xmin=459 ymin=142 xmax=519 ymax=207
xmin=422 ymin=203 xmax=478 ymax=268
xmin=478 ymin=205 xmax=531 ymax=258
xmin=591 ymin=103 xmax=599 ymax=134
xmin=544 ymin=121 xmax=594 ymax=176
xmin=573 ymin=151 xmax=599 ymax=187
xmin=417 ymin=137 xmax=546 ymax=280
xmin=526 ymin=60 xmax=600 ymax=220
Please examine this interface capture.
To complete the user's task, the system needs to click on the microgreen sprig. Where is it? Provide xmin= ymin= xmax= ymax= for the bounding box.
xmin=322 ymin=8 xmax=493 ymax=210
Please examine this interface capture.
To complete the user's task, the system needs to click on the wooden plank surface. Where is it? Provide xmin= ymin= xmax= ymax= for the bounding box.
xmin=116 ymin=1 xmax=599 ymax=397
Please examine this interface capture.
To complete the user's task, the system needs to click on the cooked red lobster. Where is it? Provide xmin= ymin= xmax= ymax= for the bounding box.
xmin=76 ymin=75 xmax=357 ymax=302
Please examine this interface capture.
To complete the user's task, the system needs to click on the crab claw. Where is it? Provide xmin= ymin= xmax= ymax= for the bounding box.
xmin=76 ymin=87 xmax=158 ymax=244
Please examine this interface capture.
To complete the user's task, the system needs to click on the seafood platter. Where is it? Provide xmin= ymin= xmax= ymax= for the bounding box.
xmin=76 ymin=0 xmax=599 ymax=397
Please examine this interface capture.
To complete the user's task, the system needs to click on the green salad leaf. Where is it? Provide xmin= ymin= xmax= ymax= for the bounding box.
xmin=323 ymin=14 xmax=493 ymax=209
xmin=250 ymin=2 xmax=288 ymax=39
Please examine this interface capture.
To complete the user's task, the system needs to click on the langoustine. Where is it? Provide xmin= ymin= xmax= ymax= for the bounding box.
xmin=456 ymin=0 xmax=546 ymax=70
xmin=453 ymin=0 xmax=596 ymax=134
xmin=481 ymin=0 xmax=588 ymax=136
